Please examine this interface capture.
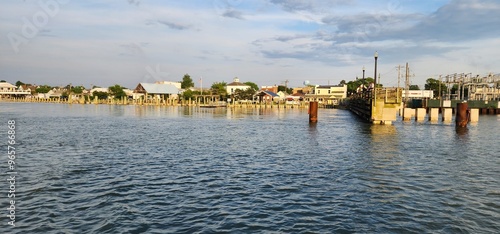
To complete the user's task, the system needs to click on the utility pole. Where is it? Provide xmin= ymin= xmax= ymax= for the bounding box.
xmin=438 ymin=75 xmax=442 ymax=104
xmin=397 ymin=65 xmax=401 ymax=89
xmin=405 ymin=63 xmax=409 ymax=106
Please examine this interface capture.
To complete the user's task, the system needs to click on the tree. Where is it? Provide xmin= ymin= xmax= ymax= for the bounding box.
xmin=36 ymin=85 xmax=52 ymax=93
xmin=424 ymin=78 xmax=447 ymax=97
xmin=0 ymin=80 xmax=6 ymax=82
xmin=211 ymin=82 xmax=227 ymax=96
xmin=181 ymin=74 xmax=194 ymax=89
xmin=339 ymin=80 xmax=346 ymax=85
xmin=108 ymin=84 xmax=127 ymax=99
xmin=92 ymin=91 xmax=108 ymax=100
xmin=346 ymin=77 xmax=375 ymax=95
xmin=15 ymin=81 xmax=25 ymax=87
xmin=278 ymin=85 xmax=293 ymax=94
xmin=409 ymin=85 xmax=420 ymax=90
xmin=71 ymin=86 xmax=85 ymax=94
xmin=233 ymin=87 xmax=256 ymax=100
xmin=182 ymin=89 xmax=194 ymax=100
xmin=244 ymin=82 xmax=259 ymax=91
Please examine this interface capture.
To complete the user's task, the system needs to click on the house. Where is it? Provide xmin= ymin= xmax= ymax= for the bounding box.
xmin=90 ymin=87 xmax=109 ymax=94
xmin=133 ymin=82 xmax=180 ymax=100
xmin=304 ymin=84 xmax=347 ymax=105
xmin=0 ymin=82 xmax=31 ymax=97
xmin=313 ymin=85 xmax=347 ymax=98
xmin=154 ymin=81 xmax=182 ymax=89
xmin=261 ymin=85 xmax=278 ymax=93
xmin=226 ymin=77 xmax=250 ymax=95
xmin=292 ymin=86 xmax=314 ymax=95
xmin=255 ymin=90 xmax=279 ymax=103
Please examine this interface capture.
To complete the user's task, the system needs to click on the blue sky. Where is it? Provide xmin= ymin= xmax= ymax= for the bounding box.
xmin=1 ymin=0 xmax=499 ymax=89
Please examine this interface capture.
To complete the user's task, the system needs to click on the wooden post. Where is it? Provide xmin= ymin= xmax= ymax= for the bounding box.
xmin=309 ymin=101 xmax=318 ymax=123
xmin=456 ymin=102 xmax=469 ymax=127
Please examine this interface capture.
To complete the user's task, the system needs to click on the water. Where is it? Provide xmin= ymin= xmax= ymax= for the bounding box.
xmin=1 ymin=103 xmax=499 ymax=233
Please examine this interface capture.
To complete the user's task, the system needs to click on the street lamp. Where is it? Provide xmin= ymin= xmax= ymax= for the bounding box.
xmin=374 ymin=51 xmax=378 ymax=88
xmin=362 ymin=66 xmax=365 ymax=85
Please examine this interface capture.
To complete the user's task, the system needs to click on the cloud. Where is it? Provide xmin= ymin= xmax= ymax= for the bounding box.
xmin=119 ymin=43 xmax=145 ymax=57
xmin=405 ymin=0 xmax=500 ymax=42
xmin=269 ymin=0 xmax=352 ymax=12
xmin=222 ymin=9 xmax=245 ymax=19
xmin=127 ymin=0 xmax=141 ymax=6
xmin=157 ymin=20 xmax=191 ymax=30
xmin=253 ymin=0 xmax=500 ymax=67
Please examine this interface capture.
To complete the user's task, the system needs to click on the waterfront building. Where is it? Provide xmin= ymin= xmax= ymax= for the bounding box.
xmin=304 ymin=84 xmax=347 ymax=105
xmin=261 ymin=85 xmax=278 ymax=94
xmin=225 ymin=77 xmax=250 ymax=95
xmin=0 ymin=82 xmax=31 ymax=97
xmin=154 ymin=81 xmax=182 ymax=90
xmin=255 ymin=90 xmax=279 ymax=103
xmin=133 ymin=83 xmax=180 ymax=100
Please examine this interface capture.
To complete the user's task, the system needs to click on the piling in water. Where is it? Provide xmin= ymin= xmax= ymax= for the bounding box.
xmin=456 ymin=102 xmax=469 ymax=128
xmin=309 ymin=101 xmax=318 ymax=123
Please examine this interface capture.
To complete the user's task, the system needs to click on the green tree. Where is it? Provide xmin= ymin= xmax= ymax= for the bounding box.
xmin=36 ymin=85 xmax=52 ymax=93
xmin=244 ymin=82 xmax=259 ymax=91
xmin=409 ymin=85 xmax=420 ymax=90
xmin=424 ymin=78 xmax=447 ymax=97
xmin=71 ymin=86 xmax=85 ymax=94
xmin=15 ymin=81 xmax=25 ymax=87
xmin=182 ymin=89 xmax=194 ymax=100
xmin=0 ymin=80 xmax=6 ymax=83
xmin=278 ymin=85 xmax=293 ymax=94
xmin=346 ymin=77 xmax=375 ymax=95
xmin=108 ymin=84 xmax=127 ymax=99
xmin=339 ymin=80 xmax=346 ymax=85
xmin=181 ymin=74 xmax=194 ymax=89
xmin=92 ymin=91 xmax=108 ymax=100
xmin=233 ymin=87 xmax=256 ymax=100
xmin=211 ymin=82 xmax=227 ymax=96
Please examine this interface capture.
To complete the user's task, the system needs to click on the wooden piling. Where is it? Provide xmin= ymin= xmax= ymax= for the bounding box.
xmin=308 ymin=101 xmax=318 ymax=123
xmin=456 ymin=102 xmax=469 ymax=127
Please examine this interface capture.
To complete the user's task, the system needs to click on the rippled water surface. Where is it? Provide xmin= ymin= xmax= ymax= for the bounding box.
xmin=1 ymin=103 xmax=499 ymax=233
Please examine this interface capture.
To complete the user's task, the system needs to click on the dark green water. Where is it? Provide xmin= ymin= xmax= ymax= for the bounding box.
xmin=1 ymin=103 xmax=499 ymax=233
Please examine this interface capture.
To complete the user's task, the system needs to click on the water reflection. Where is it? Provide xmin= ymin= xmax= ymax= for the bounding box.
xmin=455 ymin=126 xmax=469 ymax=136
xmin=368 ymin=124 xmax=399 ymax=158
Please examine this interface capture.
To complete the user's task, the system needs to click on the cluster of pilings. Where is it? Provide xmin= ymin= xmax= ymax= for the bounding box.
xmin=400 ymin=105 xmax=480 ymax=124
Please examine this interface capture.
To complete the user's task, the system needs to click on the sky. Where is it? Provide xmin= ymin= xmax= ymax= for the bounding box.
xmin=1 ymin=0 xmax=499 ymax=89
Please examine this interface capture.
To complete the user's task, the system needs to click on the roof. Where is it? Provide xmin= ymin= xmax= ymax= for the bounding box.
xmin=257 ymin=90 xmax=279 ymax=97
xmin=317 ymin=84 xmax=345 ymax=88
xmin=227 ymin=82 xmax=249 ymax=86
xmin=0 ymin=82 xmax=17 ymax=88
xmin=138 ymin=83 xmax=179 ymax=94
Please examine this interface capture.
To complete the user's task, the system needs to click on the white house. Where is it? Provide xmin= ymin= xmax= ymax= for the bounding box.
xmin=154 ymin=81 xmax=182 ymax=90
xmin=226 ymin=77 xmax=250 ymax=95
xmin=0 ymin=82 xmax=31 ymax=97
xmin=133 ymin=82 xmax=180 ymax=100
